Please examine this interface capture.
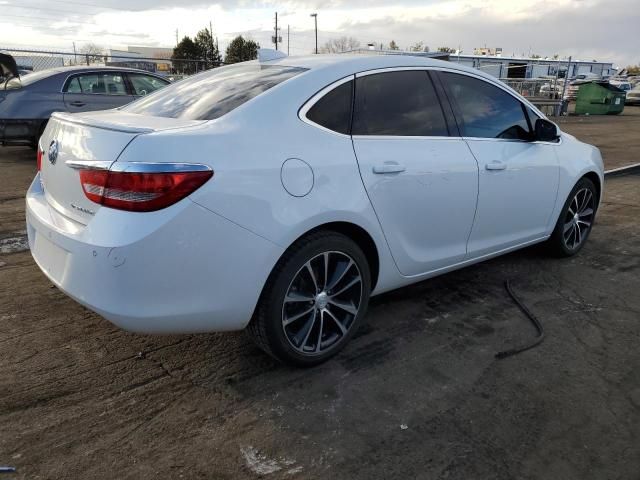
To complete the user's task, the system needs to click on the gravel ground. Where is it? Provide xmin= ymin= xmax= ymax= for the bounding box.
xmin=558 ymin=105 xmax=640 ymax=171
xmin=1 ymin=112 xmax=639 ymax=479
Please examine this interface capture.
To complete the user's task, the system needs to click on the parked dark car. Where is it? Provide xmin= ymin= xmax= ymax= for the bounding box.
xmin=0 ymin=64 xmax=170 ymax=146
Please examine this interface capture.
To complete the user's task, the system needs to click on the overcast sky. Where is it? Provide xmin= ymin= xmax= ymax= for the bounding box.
xmin=1 ymin=0 xmax=638 ymax=66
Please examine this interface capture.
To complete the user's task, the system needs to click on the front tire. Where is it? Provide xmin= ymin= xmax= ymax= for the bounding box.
xmin=547 ymin=177 xmax=598 ymax=257
xmin=248 ymin=231 xmax=371 ymax=367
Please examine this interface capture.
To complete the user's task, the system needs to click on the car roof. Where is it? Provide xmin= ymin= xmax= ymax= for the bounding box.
xmin=261 ymin=53 xmax=496 ymax=82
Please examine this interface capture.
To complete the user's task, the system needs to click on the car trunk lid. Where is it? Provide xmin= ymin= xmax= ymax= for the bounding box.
xmin=39 ymin=111 xmax=204 ymax=225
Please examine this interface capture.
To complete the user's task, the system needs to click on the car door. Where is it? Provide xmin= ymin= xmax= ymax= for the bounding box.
xmin=62 ymin=72 xmax=135 ymax=112
xmin=437 ymin=71 xmax=560 ymax=257
xmin=126 ymin=73 xmax=170 ymax=99
xmin=351 ymin=69 xmax=479 ymax=276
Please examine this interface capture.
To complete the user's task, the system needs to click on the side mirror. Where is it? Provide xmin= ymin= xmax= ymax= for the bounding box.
xmin=534 ymin=118 xmax=560 ymax=142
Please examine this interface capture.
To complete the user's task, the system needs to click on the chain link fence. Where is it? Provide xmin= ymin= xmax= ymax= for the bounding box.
xmin=1 ymin=47 xmax=222 ymax=80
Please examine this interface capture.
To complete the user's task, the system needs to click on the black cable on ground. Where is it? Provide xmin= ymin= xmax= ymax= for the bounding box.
xmin=495 ymin=279 xmax=545 ymax=359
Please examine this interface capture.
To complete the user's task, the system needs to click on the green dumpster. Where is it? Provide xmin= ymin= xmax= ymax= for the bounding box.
xmin=575 ymin=81 xmax=626 ymax=115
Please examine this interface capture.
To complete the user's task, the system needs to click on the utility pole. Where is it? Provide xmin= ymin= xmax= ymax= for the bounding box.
xmin=72 ymin=42 xmax=77 ymax=64
xmin=175 ymin=29 xmax=178 ymax=46
xmin=274 ymin=12 xmax=279 ymax=50
xmin=287 ymin=24 xmax=290 ymax=56
xmin=310 ymin=13 xmax=318 ymax=54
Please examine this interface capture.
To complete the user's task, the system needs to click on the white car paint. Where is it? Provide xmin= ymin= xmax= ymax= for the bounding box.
xmin=26 ymin=54 xmax=604 ymax=334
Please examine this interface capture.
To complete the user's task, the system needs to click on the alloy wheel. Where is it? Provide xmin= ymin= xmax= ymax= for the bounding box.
xmin=563 ymin=187 xmax=595 ymax=250
xmin=281 ymin=251 xmax=363 ymax=355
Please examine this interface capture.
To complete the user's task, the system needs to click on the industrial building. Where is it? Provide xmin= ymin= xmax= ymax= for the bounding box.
xmin=450 ymin=53 xmax=616 ymax=79
xmin=345 ymin=48 xmax=616 ymax=79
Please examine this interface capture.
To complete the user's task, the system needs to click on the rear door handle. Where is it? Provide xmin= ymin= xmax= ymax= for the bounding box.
xmin=70 ymin=101 xmax=85 ymax=107
xmin=485 ymin=161 xmax=507 ymax=171
xmin=372 ymin=163 xmax=406 ymax=174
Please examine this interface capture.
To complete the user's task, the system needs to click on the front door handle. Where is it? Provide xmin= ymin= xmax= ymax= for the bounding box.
xmin=70 ymin=101 xmax=86 ymax=107
xmin=372 ymin=163 xmax=406 ymax=174
xmin=485 ymin=161 xmax=507 ymax=171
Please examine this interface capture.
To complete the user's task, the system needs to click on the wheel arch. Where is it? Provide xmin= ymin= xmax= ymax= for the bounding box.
xmin=290 ymin=221 xmax=380 ymax=291
xmin=582 ymin=171 xmax=602 ymax=204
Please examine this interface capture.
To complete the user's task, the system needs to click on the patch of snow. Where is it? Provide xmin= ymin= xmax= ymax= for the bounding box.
xmin=240 ymin=446 xmax=302 ymax=476
xmin=0 ymin=231 xmax=29 ymax=254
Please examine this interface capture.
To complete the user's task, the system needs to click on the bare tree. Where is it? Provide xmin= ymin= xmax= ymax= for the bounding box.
xmin=389 ymin=40 xmax=399 ymax=50
xmin=79 ymin=43 xmax=105 ymax=63
xmin=410 ymin=41 xmax=429 ymax=52
xmin=319 ymin=36 xmax=361 ymax=53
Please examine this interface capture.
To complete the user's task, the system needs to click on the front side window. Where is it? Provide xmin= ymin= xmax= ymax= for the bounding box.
xmin=306 ymin=80 xmax=353 ymax=134
xmin=440 ymin=72 xmax=532 ymax=140
xmin=64 ymin=73 xmax=127 ymax=95
xmin=352 ymin=71 xmax=448 ymax=136
xmin=122 ymin=64 xmax=307 ymax=120
xmin=128 ymin=74 xmax=169 ymax=96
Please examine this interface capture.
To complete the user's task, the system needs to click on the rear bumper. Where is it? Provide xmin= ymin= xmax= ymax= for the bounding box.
xmin=0 ymin=118 xmax=41 ymax=144
xmin=26 ymin=174 xmax=283 ymax=333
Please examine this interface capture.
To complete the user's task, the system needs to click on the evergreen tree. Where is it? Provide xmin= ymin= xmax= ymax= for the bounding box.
xmin=224 ymin=35 xmax=260 ymax=64
xmin=172 ymin=36 xmax=201 ymax=74
xmin=195 ymin=28 xmax=222 ymax=69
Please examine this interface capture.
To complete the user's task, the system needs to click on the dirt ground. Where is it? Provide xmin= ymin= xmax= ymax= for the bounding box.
xmin=558 ymin=105 xmax=640 ymax=171
xmin=1 ymin=112 xmax=640 ymax=479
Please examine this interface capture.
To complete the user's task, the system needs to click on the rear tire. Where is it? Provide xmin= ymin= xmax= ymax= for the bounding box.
xmin=247 ymin=231 xmax=371 ymax=367
xmin=547 ymin=177 xmax=598 ymax=257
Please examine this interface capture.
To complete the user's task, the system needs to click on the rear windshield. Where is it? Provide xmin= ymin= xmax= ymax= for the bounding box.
xmin=1 ymin=69 xmax=55 ymax=90
xmin=122 ymin=64 xmax=307 ymax=120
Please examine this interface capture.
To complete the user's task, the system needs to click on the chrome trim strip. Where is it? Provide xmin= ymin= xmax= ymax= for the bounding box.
xmin=351 ymin=135 xmax=462 ymax=141
xmin=109 ymin=162 xmax=213 ymax=173
xmin=65 ymin=160 xmax=212 ymax=173
xmin=298 ymin=74 xmax=354 ymax=138
xmin=66 ymin=160 xmax=212 ymax=173
xmin=299 ymin=65 xmax=560 ymax=141
xmin=65 ymin=160 xmax=114 ymax=170
xmin=461 ymin=136 xmax=563 ymax=146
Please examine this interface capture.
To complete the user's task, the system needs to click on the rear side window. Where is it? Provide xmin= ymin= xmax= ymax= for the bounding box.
xmin=306 ymin=80 xmax=353 ymax=134
xmin=440 ymin=72 xmax=532 ymax=140
xmin=352 ymin=71 xmax=448 ymax=136
xmin=128 ymin=74 xmax=169 ymax=96
xmin=122 ymin=64 xmax=307 ymax=120
xmin=64 ymin=73 xmax=127 ymax=95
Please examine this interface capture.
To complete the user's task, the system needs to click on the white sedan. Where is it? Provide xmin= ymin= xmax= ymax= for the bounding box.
xmin=27 ymin=52 xmax=604 ymax=366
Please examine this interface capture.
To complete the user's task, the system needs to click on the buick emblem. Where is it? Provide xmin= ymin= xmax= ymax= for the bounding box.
xmin=48 ymin=140 xmax=59 ymax=165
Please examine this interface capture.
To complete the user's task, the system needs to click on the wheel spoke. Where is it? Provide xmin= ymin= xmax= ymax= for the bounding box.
xmin=575 ymin=222 xmax=582 ymax=246
xmin=579 ymin=190 xmax=592 ymax=212
xmin=327 ymin=259 xmax=353 ymax=292
xmin=285 ymin=291 xmax=315 ymax=303
xmin=324 ymin=308 xmax=347 ymax=335
xmin=563 ymin=221 xmax=574 ymax=234
xmin=579 ymin=207 xmax=594 ymax=218
xmin=305 ymin=261 xmax=319 ymax=293
xmin=329 ymin=298 xmax=358 ymax=316
xmin=577 ymin=219 xmax=591 ymax=228
xmin=323 ymin=252 xmax=330 ymax=290
xmin=329 ymin=276 xmax=361 ymax=298
xmin=297 ymin=309 xmax=317 ymax=349
xmin=283 ymin=306 xmax=315 ymax=327
xmin=315 ymin=311 xmax=325 ymax=353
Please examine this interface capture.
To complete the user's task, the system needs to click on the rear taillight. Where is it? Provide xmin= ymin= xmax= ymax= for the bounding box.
xmin=37 ymin=149 xmax=43 ymax=171
xmin=76 ymin=164 xmax=213 ymax=212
